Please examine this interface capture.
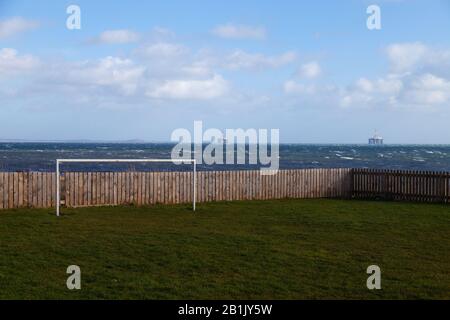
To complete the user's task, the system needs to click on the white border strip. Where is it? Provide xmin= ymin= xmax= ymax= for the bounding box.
xmin=56 ymin=159 xmax=196 ymax=216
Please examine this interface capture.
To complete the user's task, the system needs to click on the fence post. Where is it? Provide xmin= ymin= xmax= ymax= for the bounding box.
xmin=445 ymin=172 xmax=449 ymax=204
xmin=349 ymin=168 xmax=354 ymax=199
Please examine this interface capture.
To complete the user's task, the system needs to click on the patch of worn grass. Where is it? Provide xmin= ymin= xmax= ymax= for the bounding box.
xmin=0 ymin=199 xmax=449 ymax=299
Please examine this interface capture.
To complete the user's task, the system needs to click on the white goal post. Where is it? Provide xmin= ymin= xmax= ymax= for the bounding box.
xmin=56 ymin=159 xmax=197 ymax=216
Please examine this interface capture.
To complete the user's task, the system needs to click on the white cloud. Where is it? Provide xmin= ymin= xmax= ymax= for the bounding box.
xmin=298 ymin=61 xmax=322 ymax=79
xmin=95 ymin=29 xmax=140 ymax=44
xmin=374 ymin=77 xmax=404 ymax=94
xmin=225 ymin=50 xmax=297 ymax=70
xmin=0 ymin=17 xmax=39 ymax=39
xmin=63 ymin=57 xmax=145 ymax=95
xmin=353 ymin=75 xmax=403 ymax=94
xmin=180 ymin=63 xmax=213 ymax=77
xmin=285 ymin=43 xmax=450 ymax=110
xmin=0 ymin=43 xmax=236 ymax=105
xmin=211 ymin=24 xmax=266 ymax=40
xmin=151 ymin=27 xmax=176 ymax=40
xmin=340 ymin=75 xmax=406 ymax=108
xmin=283 ymin=79 xmax=340 ymax=109
xmin=403 ymin=74 xmax=450 ymax=105
xmin=340 ymin=72 xmax=450 ymax=109
xmin=379 ymin=43 xmax=450 ymax=107
xmin=136 ymin=42 xmax=189 ymax=58
xmin=385 ymin=42 xmax=450 ymax=75
xmin=355 ymin=78 xmax=374 ymax=92
xmin=0 ymin=48 xmax=40 ymax=76
xmin=284 ymin=81 xmax=317 ymax=95
xmin=386 ymin=42 xmax=428 ymax=72
xmin=6 ymin=39 xmax=450 ymax=112
xmin=146 ymin=74 xmax=229 ymax=100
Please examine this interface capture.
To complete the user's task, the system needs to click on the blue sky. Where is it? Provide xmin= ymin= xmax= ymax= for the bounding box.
xmin=1 ymin=0 xmax=450 ymax=143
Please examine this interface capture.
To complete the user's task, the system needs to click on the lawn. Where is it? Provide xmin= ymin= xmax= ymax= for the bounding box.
xmin=0 ymin=199 xmax=449 ymax=300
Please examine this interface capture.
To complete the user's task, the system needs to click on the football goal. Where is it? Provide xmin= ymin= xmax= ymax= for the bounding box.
xmin=56 ymin=159 xmax=197 ymax=216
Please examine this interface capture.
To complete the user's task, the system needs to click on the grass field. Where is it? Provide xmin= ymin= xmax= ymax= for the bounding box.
xmin=0 ymin=199 xmax=449 ymax=300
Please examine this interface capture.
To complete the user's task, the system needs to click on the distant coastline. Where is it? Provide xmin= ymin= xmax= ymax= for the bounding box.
xmin=1 ymin=139 xmax=450 ymax=146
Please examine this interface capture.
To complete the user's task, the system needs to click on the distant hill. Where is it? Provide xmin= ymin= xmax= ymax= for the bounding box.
xmin=0 ymin=139 xmax=167 ymax=143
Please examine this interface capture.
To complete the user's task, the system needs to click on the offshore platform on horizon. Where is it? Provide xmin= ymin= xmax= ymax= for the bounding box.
xmin=368 ymin=130 xmax=384 ymax=145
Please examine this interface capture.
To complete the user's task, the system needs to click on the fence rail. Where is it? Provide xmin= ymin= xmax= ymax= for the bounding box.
xmin=1 ymin=168 xmax=449 ymax=210
xmin=0 ymin=169 xmax=351 ymax=209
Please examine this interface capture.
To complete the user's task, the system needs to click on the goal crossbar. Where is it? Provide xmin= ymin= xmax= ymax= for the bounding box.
xmin=56 ymin=159 xmax=196 ymax=216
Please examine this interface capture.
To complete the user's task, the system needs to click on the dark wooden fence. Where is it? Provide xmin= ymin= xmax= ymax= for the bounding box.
xmin=352 ymin=168 xmax=450 ymax=203
xmin=0 ymin=169 xmax=351 ymax=209
xmin=1 ymin=168 xmax=449 ymax=210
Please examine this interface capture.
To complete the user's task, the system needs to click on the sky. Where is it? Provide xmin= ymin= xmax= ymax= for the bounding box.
xmin=1 ymin=0 xmax=450 ymax=143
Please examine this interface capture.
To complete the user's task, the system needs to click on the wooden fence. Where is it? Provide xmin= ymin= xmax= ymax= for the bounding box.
xmin=352 ymin=168 xmax=450 ymax=203
xmin=2 ymin=168 xmax=449 ymax=210
xmin=0 ymin=169 xmax=351 ymax=209
xmin=0 ymin=172 xmax=56 ymax=209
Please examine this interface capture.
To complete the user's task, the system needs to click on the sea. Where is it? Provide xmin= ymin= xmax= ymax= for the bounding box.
xmin=1 ymin=143 xmax=450 ymax=172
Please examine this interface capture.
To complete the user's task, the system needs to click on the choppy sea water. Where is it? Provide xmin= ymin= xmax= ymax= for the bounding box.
xmin=1 ymin=143 xmax=450 ymax=172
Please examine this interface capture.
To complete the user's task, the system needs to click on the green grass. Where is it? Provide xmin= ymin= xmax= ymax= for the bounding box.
xmin=0 ymin=199 xmax=449 ymax=300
